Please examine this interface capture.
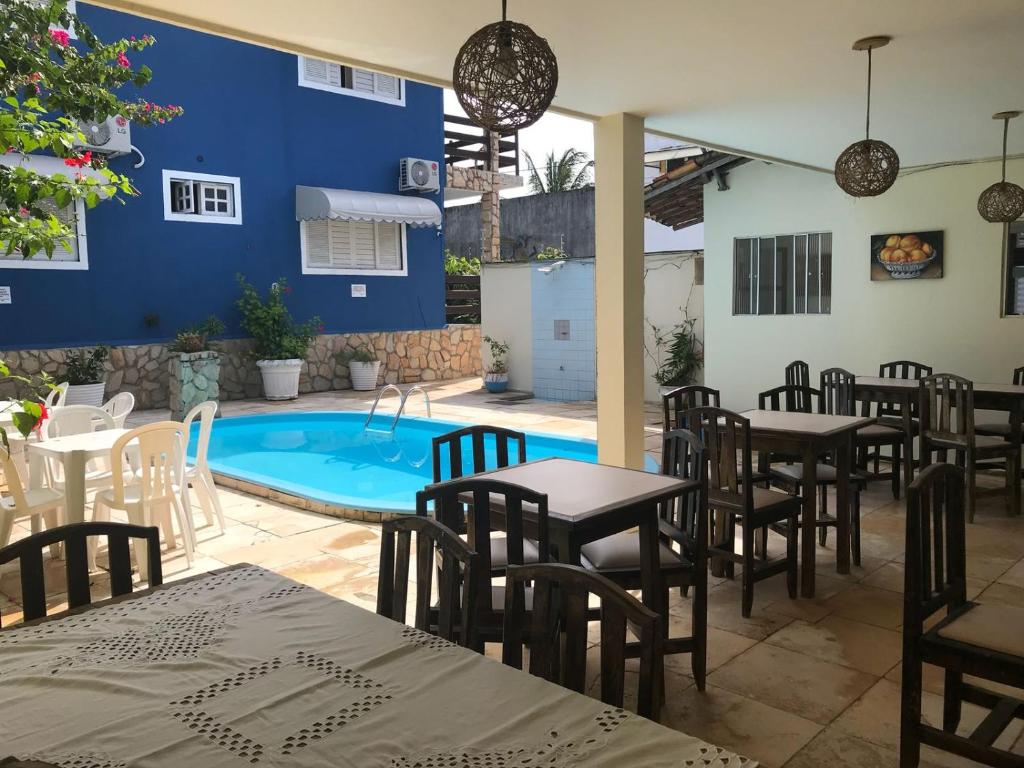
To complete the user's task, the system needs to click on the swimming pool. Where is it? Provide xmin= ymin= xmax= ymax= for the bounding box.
xmin=194 ymin=412 xmax=657 ymax=514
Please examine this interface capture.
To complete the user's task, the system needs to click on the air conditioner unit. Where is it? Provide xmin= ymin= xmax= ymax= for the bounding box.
xmin=75 ymin=116 xmax=132 ymax=156
xmin=399 ymin=157 xmax=440 ymax=193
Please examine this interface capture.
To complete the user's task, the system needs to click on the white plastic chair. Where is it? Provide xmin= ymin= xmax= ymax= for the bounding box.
xmin=183 ymin=401 xmax=226 ymax=535
xmin=101 ymin=392 xmax=135 ymax=428
xmin=43 ymin=382 xmax=69 ymax=409
xmin=41 ymin=405 xmax=118 ymax=493
xmin=1 ymin=450 xmax=64 ymax=549
xmin=92 ymin=422 xmax=194 ymax=575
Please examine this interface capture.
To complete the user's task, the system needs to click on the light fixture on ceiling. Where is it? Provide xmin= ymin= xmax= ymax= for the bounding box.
xmin=978 ymin=111 xmax=1024 ymax=223
xmin=834 ymin=36 xmax=900 ymax=197
xmin=453 ymin=0 xmax=558 ymax=133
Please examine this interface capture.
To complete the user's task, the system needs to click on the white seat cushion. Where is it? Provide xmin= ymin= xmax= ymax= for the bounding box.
xmin=95 ymin=483 xmax=182 ymax=507
xmin=936 ymin=603 xmax=1024 ymax=657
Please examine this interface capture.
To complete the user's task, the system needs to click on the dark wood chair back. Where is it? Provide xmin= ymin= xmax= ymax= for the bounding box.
xmin=919 ymin=373 xmax=975 ymax=449
xmin=431 ymin=425 xmax=527 ymax=483
xmin=685 ymin=407 xmax=753 ymax=513
xmin=417 ymin=478 xmax=548 ymax=621
xmin=662 ymin=385 xmax=721 ymax=431
xmin=502 ymin=563 xmax=663 ymax=720
xmin=903 ymin=463 xmax=967 ymax=634
xmin=1014 ymin=366 xmax=1024 ymax=386
xmin=819 ymin=367 xmax=856 ymax=416
xmin=377 ymin=516 xmax=478 ymax=647
xmin=758 ymin=383 xmax=821 ymax=414
xmin=785 ymin=360 xmax=810 ymax=388
xmin=876 ymin=360 xmax=933 ymax=419
xmin=661 ymin=428 xmax=708 ymax=558
xmin=0 ymin=522 xmax=161 ymax=626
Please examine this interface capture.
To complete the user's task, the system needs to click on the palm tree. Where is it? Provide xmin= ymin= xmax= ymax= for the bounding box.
xmin=523 ymin=148 xmax=594 ymax=194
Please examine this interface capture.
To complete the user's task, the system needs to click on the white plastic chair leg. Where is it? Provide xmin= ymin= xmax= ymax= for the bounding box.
xmin=0 ymin=510 xmax=15 ymax=548
xmin=178 ymin=483 xmax=198 ymax=549
xmin=201 ymin=469 xmax=226 ymax=532
xmin=170 ymin=494 xmax=194 ymax=565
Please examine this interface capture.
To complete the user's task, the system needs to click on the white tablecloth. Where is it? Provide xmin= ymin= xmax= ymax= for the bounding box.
xmin=0 ymin=565 xmax=755 ymax=768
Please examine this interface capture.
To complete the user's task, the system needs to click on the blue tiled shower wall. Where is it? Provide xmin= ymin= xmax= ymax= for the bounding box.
xmin=531 ymin=259 xmax=596 ymax=401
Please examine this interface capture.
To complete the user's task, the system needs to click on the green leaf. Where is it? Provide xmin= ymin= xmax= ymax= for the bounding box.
xmin=11 ymin=411 xmax=38 ymax=438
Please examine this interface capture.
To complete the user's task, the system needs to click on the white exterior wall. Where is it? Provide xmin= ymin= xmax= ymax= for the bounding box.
xmin=643 ymin=252 xmax=704 ymax=402
xmin=480 ymin=261 xmax=534 ymax=391
xmin=703 ymin=158 xmax=1024 ymax=411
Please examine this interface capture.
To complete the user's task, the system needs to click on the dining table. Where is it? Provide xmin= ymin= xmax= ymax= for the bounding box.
xmin=444 ymin=457 xmax=695 ymax=647
xmin=26 ymin=427 xmax=129 ymax=524
xmin=855 ymin=377 xmax=1024 ymax=493
xmin=740 ymin=409 xmax=874 ymax=597
xmin=0 ymin=563 xmax=755 ymax=768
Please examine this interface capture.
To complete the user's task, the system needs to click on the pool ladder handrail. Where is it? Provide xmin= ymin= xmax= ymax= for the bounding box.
xmin=363 ymin=384 xmax=431 ymax=433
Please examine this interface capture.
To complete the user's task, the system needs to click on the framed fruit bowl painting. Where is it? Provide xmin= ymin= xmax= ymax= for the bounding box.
xmin=871 ymin=231 xmax=944 ymax=280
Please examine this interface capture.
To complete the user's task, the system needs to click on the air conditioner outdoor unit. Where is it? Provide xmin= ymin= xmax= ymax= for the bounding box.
xmin=75 ymin=116 xmax=132 ymax=156
xmin=399 ymin=157 xmax=440 ymax=193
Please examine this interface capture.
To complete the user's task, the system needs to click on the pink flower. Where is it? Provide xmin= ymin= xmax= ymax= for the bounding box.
xmin=317 ymin=324 xmax=326 ymax=334
xmin=129 ymin=35 xmax=136 ymax=42
xmin=27 ymin=72 xmax=43 ymax=83
xmin=74 ymin=172 xmax=86 ymax=181
xmin=18 ymin=207 xmax=29 ymax=217
xmin=49 ymin=29 xmax=70 ymax=47
xmin=116 ymin=51 xmax=131 ymax=68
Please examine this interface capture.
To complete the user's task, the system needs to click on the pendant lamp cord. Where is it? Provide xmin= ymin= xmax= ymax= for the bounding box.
xmin=865 ymin=47 xmax=872 ymax=141
xmin=501 ymin=0 xmax=507 ymax=21
xmin=1001 ymin=118 xmax=1009 ymax=183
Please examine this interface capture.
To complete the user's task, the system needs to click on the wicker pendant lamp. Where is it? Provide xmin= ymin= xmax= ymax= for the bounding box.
xmin=978 ymin=111 xmax=1024 ymax=223
xmin=834 ymin=36 xmax=900 ymax=197
xmin=453 ymin=0 xmax=558 ymax=133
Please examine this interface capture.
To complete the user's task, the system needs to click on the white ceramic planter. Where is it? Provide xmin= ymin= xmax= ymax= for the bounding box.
xmin=64 ymin=381 xmax=106 ymax=407
xmin=484 ymin=372 xmax=509 ymax=394
xmin=349 ymin=361 xmax=382 ymax=391
xmin=257 ymin=359 xmax=303 ymax=401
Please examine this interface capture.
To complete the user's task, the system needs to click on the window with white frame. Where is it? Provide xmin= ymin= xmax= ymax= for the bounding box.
xmin=297 ymin=57 xmax=404 ymax=105
xmin=162 ymin=170 xmax=242 ymax=225
xmin=0 ymin=198 xmax=88 ymax=270
xmin=25 ymin=0 xmax=77 ymax=37
xmin=301 ymin=219 xmax=406 ymax=276
xmin=733 ymin=232 xmax=832 ymax=315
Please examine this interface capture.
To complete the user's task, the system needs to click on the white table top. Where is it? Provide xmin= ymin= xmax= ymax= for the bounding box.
xmin=740 ymin=409 xmax=873 ymax=438
xmin=27 ymin=427 xmax=129 ymax=458
xmin=0 ymin=565 xmax=754 ymax=768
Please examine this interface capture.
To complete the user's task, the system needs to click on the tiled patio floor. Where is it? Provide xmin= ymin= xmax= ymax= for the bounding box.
xmin=2 ymin=376 xmax=1023 ymax=767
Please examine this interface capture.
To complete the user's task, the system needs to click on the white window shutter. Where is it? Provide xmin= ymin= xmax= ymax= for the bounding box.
xmin=374 ymin=74 xmax=400 ymax=100
xmin=351 ymin=68 xmax=376 ymax=94
xmin=303 ymin=57 xmax=342 ymax=88
xmin=349 ymin=221 xmax=377 ymax=269
xmin=304 ymin=220 xmax=332 ymax=268
xmin=376 ymin=222 xmax=402 ymax=270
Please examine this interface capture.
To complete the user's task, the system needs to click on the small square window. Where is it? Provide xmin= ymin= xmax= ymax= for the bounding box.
xmin=163 ymin=170 xmax=241 ymax=225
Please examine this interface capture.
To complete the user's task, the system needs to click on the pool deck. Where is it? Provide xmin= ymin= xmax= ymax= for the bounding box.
xmin=4 ymin=376 xmax=1024 ymax=766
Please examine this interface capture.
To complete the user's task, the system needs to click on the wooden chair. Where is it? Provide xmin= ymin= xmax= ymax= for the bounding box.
xmin=417 ymin=477 xmax=548 ymax=650
xmin=976 ymin=365 xmax=1024 ymax=438
xmin=759 ymin=384 xmax=867 ymax=566
xmin=502 ymin=563 xmax=663 ymax=721
xmin=376 ymin=515 xmax=478 ymax=648
xmin=784 ymin=360 xmax=813 ymax=412
xmin=900 ymin=463 xmax=1024 ymax=768
xmin=661 ymin=385 xmax=720 ymax=431
xmin=0 ymin=522 xmax=161 ymax=627
xmin=858 ymin=361 xmax=931 ymax=499
xmin=919 ymin=374 xmax=1021 ymax=523
xmin=431 ymin=425 xmax=533 ymax=573
xmin=580 ymin=428 xmax=708 ymax=688
xmin=689 ymin=406 xmax=800 ymax=617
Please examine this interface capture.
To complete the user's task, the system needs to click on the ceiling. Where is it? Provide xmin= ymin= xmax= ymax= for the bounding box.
xmin=94 ymin=0 xmax=1024 ymax=170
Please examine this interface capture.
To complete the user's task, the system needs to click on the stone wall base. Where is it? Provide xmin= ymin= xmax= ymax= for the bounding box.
xmin=0 ymin=325 xmax=482 ymax=410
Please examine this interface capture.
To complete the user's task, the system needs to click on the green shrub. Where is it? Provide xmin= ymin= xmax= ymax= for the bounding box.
xmin=62 ymin=345 xmax=110 ymax=385
xmin=235 ymin=275 xmax=321 ymax=361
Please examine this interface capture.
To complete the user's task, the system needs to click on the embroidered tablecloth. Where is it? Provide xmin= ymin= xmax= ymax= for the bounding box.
xmin=0 ymin=565 xmax=755 ymax=768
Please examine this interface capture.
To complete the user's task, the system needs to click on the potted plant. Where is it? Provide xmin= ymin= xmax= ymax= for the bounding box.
xmin=168 ymin=315 xmax=225 ymax=420
xmin=236 ymin=275 xmax=321 ymax=401
xmin=61 ymin=345 xmax=110 ymax=406
xmin=651 ymin=318 xmax=704 ymax=395
xmin=482 ymin=335 xmax=510 ymax=393
xmin=340 ymin=346 xmax=382 ymax=391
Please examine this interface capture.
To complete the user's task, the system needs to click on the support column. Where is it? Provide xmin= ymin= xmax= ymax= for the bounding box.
xmin=479 ymin=131 xmax=502 ymax=263
xmin=595 ymin=113 xmax=645 ymax=468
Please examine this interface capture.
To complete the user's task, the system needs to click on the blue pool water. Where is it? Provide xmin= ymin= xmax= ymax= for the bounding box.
xmin=193 ymin=412 xmax=657 ymax=514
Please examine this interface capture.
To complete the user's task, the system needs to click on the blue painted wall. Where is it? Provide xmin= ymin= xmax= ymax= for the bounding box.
xmin=0 ymin=2 xmax=445 ymax=350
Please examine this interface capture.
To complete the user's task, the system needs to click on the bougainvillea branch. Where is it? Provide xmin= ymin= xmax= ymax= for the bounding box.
xmin=0 ymin=0 xmax=183 ymax=258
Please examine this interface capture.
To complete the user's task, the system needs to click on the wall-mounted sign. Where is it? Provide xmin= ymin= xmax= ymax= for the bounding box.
xmin=351 ymin=284 xmax=366 ymax=298
xmin=0 ymin=286 xmax=10 ymax=305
